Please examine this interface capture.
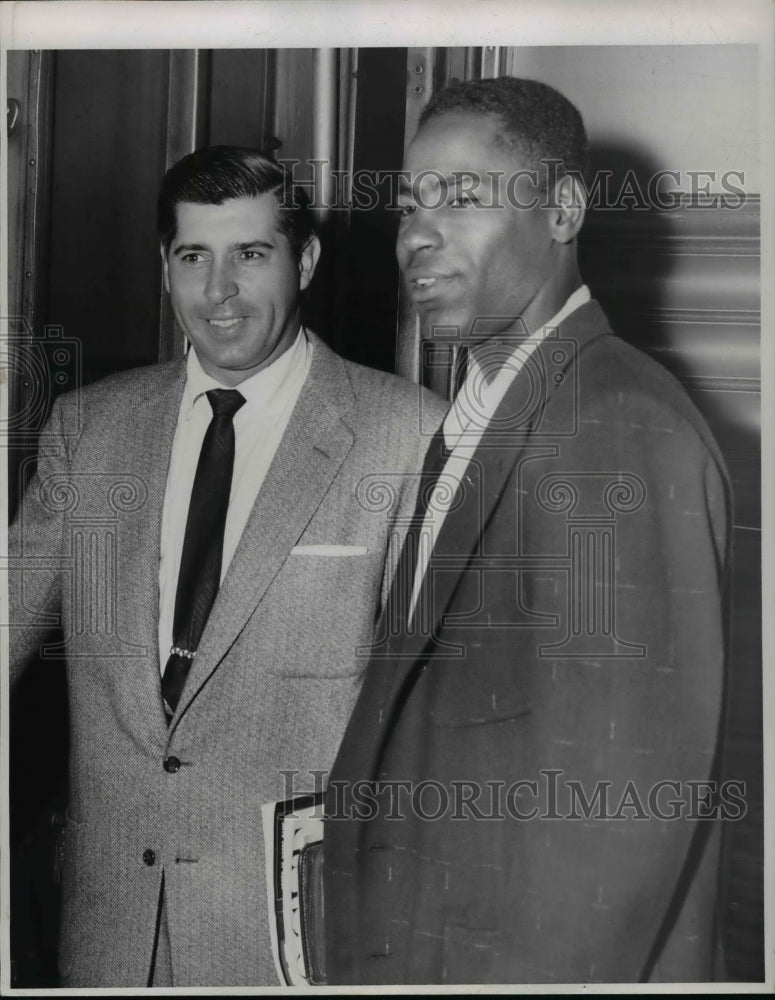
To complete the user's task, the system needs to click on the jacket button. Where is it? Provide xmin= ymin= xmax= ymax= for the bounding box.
xmin=163 ymin=755 xmax=181 ymax=773
xmin=142 ymin=849 xmax=156 ymax=866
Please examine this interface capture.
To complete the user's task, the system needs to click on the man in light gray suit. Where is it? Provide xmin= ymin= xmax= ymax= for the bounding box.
xmin=7 ymin=146 xmax=447 ymax=987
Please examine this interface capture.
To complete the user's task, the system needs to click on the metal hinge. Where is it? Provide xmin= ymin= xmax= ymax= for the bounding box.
xmin=7 ymin=98 xmax=21 ymax=134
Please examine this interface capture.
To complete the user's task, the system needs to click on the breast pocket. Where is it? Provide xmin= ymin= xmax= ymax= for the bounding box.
xmin=428 ymin=652 xmax=532 ymax=728
xmin=262 ymin=549 xmax=382 ymax=678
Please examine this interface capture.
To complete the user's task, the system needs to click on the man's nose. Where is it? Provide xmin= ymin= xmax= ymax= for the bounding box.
xmin=399 ymin=206 xmax=443 ymax=255
xmin=204 ymin=259 xmax=239 ymax=303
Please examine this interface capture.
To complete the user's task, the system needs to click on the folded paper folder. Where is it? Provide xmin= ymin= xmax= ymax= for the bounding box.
xmin=262 ymin=793 xmax=326 ymax=986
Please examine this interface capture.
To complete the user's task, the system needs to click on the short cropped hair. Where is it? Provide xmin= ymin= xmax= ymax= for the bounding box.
xmin=158 ymin=146 xmax=315 ymax=258
xmin=419 ymin=76 xmax=589 ymax=186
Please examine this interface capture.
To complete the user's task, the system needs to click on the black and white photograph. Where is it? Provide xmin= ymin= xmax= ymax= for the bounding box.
xmin=1 ymin=0 xmax=771 ymax=992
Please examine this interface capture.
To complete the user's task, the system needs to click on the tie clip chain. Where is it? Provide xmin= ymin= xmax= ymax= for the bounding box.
xmin=170 ymin=646 xmax=196 ymax=660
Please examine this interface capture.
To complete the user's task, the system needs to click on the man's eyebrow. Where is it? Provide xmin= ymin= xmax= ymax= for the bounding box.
xmin=172 ymin=242 xmax=209 ymax=256
xmin=233 ymin=239 xmax=274 ymax=251
xmin=399 ymin=173 xmax=477 ymax=193
xmin=448 ymin=171 xmax=481 ymax=187
xmin=172 ymin=238 xmax=275 ymax=256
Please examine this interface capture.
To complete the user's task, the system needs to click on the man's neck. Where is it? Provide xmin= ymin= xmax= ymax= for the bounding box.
xmin=468 ymin=282 xmax=588 ymax=386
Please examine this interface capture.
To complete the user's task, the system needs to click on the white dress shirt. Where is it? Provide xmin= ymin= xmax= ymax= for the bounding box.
xmin=408 ymin=286 xmax=591 ymax=625
xmin=158 ymin=329 xmax=312 ymax=670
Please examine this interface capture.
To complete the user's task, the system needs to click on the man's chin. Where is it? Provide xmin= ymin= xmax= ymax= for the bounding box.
xmin=416 ymin=304 xmax=474 ymax=341
xmin=418 ymin=307 xmax=529 ymax=344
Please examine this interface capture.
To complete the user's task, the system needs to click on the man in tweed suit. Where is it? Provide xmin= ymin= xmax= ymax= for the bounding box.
xmin=7 ymin=146 xmax=447 ymax=986
xmin=325 ymin=78 xmax=731 ymax=984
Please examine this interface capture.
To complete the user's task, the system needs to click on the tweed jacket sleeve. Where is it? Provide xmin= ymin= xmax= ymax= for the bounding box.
xmin=8 ymin=395 xmax=73 ymax=683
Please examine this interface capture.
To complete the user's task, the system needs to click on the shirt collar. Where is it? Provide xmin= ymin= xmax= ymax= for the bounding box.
xmin=183 ymin=328 xmax=309 ymax=415
xmin=469 ymin=285 xmax=591 ymax=385
xmin=540 ymin=283 xmax=591 ymax=335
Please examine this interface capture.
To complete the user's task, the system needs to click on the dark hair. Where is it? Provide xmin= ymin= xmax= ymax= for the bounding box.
xmin=158 ymin=146 xmax=315 ymax=258
xmin=419 ymin=76 xmax=589 ymax=186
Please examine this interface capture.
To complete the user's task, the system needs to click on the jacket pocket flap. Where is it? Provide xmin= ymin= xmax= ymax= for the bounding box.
xmin=290 ymin=544 xmax=368 ymax=556
xmin=428 ymin=656 xmax=531 ymax=728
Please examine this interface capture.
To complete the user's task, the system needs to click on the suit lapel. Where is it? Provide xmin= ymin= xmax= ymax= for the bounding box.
xmin=172 ymin=336 xmax=356 ymax=722
xmin=356 ymin=301 xmax=613 ymax=755
xmin=116 ymin=361 xmax=187 ymax=738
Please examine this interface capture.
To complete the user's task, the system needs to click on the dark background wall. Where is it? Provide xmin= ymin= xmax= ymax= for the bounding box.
xmin=48 ymin=51 xmax=169 ymax=381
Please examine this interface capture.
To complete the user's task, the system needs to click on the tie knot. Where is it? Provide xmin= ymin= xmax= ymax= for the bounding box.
xmin=206 ymin=388 xmax=246 ymax=419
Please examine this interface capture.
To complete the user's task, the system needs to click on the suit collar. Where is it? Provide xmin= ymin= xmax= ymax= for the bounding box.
xmin=183 ymin=327 xmax=309 ymax=411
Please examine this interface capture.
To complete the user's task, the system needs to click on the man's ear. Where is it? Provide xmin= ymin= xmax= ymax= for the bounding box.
xmin=161 ymin=245 xmax=170 ymax=294
xmin=299 ymin=234 xmax=322 ymax=291
xmin=549 ymin=174 xmax=586 ymax=245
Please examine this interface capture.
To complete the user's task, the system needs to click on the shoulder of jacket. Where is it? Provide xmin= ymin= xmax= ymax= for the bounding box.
xmin=344 ymin=359 xmax=447 ymax=416
xmin=567 ymin=334 xmax=728 ymax=476
xmin=57 ymin=359 xmax=183 ymax=410
xmin=578 ymin=336 xmax=707 ymax=423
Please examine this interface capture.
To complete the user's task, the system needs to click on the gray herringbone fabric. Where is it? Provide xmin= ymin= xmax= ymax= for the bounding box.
xmin=8 ymin=333 xmax=448 ymax=987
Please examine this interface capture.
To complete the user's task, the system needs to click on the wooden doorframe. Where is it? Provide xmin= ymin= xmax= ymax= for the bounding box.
xmin=6 ymin=49 xmax=55 ymax=517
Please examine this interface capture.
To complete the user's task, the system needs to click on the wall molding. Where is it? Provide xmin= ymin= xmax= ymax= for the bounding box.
xmin=648 ymin=307 xmax=760 ymax=327
xmin=583 ymin=194 xmax=760 ymax=256
xmin=679 ymin=374 xmax=761 ymax=393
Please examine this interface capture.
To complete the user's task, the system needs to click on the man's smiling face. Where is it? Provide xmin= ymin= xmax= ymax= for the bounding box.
xmin=397 ymin=110 xmax=560 ymax=341
xmin=163 ymin=193 xmax=319 ymax=386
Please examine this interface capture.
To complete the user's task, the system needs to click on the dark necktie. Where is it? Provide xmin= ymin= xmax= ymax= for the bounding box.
xmin=385 ymin=425 xmax=450 ymax=633
xmin=388 ymin=343 xmax=463 ymax=616
xmin=387 ymin=350 xmax=463 ymax=625
xmin=162 ymin=388 xmax=246 ymax=718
